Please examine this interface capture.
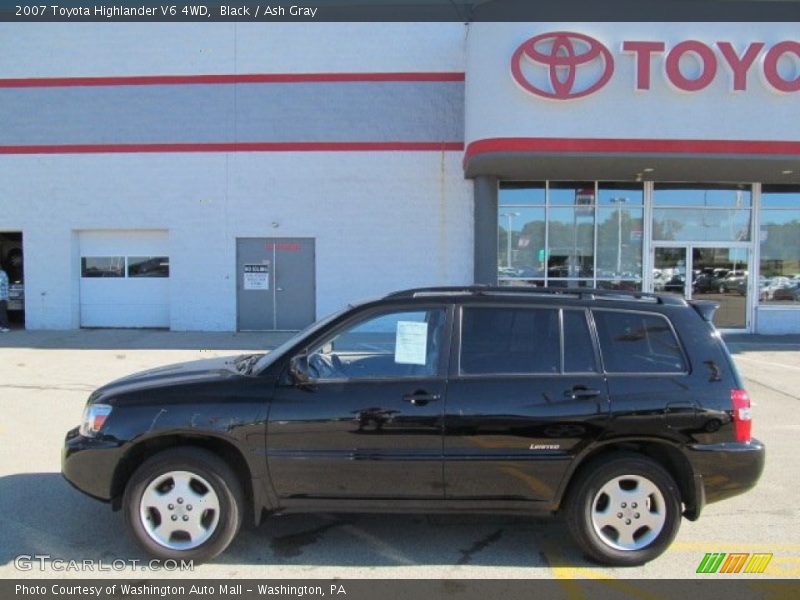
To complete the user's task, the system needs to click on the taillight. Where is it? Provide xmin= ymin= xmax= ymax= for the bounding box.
xmin=731 ymin=389 xmax=752 ymax=443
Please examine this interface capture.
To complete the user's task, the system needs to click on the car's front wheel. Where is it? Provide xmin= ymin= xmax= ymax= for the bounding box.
xmin=122 ymin=447 xmax=243 ymax=562
xmin=565 ymin=454 xmax=681 ymax=566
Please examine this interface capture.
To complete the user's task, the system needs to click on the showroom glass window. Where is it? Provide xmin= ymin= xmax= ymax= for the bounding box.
xmin=652 ymin=184 xmax=752 ymax=242
xmin=498 ymin=182 xmax=643 ymax=290
xmin=760 ymin=185 xmax=800 ymax=305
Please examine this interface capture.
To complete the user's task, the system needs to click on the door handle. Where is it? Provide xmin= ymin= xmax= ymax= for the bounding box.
xmin=565 ymin=386 xmax=601 ymax=400
xmin=403 ymin=392 xmax=441 ymax=406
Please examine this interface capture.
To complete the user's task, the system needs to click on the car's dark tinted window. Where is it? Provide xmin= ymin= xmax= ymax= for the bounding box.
xmin=460 ymin=307 xmax=559 ymax=374
xmin=563 ymin=310 xmax=597 ymax=372
xmin=593 ymin=310 xmax=686 ymax=373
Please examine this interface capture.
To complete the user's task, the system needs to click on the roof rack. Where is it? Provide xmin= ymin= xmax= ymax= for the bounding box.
xmin=384 ymin=285 xmax=686 ymax=305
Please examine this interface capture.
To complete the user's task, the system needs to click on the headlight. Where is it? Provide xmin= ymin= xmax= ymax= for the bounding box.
xmin=79 ymin=404 xmax=113 ymax=437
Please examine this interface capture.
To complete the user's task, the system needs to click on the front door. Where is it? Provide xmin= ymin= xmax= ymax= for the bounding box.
xmin=653 ymin=244 xmax=750 ymax=330
xmin=267 ymin=305 xmax=451 ymax=500
xmin=236 ymin=237 xmax=315 ymax=330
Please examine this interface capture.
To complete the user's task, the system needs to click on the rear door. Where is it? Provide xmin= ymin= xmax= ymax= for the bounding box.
xmin=443 ymin=304 xmax=609 ymax=503
xmin=591 ymin=308 xmax=694 ymax=432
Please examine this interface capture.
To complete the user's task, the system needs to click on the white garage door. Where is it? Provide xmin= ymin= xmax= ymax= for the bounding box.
xmin=79 ymin=230 xmax=170 ymax=328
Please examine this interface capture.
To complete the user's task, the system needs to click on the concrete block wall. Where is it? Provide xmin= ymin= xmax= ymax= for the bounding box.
xmin=0 ymin=23 xmax=472 ymax=330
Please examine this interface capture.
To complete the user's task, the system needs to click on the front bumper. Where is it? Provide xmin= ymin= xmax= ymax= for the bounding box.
xmin=686 ymin=438 xmax=766 ymax=507
xmin=61 ymin=427 xmax=124 ymax=502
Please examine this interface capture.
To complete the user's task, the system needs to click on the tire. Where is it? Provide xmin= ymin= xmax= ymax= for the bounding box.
xmin=122 ymin=447 xmax=243 ymax=562
xmin=565 ymin=453 xmax=681 ymax=566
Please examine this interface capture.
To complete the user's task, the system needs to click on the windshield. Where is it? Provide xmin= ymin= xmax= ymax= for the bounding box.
xmin=251 ymin=304 xmax=354 ymax=373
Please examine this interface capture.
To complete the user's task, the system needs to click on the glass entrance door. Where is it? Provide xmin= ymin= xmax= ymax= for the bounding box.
xmin=654 ymin=247 xmax=688 ymax=298
xmin=691 ymin=247 xmax=749 ymax=329
xmin=653 ymin=245 xmax=749 ymax=330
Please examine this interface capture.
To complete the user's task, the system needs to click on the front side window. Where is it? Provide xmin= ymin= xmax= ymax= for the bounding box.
xmin=592 ymin=310 xmax=686 ymax=374
xmin=306 ymin=309 xmax=446 ymax=380
xmin=460 ymin=307 xmax=559 ymax=375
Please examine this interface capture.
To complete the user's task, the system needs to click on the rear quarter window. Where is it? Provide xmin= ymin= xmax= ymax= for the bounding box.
xmin=592 ymin=310 xmax=686 ymax=374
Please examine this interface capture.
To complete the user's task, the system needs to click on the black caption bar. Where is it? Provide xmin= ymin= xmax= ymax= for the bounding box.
xmin=4 ymin=579 xmax=800 ymax=600
xmin=2 ymin=0 xmax=800 ymax=22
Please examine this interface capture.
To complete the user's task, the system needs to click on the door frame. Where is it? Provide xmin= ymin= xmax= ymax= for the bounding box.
xmin=235 ymin=237 xmax=316 ymax=332
xmin=650 ymin=241 xmax=753 ymax=332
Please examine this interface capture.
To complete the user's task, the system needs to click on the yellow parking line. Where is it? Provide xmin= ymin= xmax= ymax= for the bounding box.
xmin=762 ymin=557 xmax=800 ymax=577
xmin=540 ymin=539 xmax=609 ymax=600
xmin=540 ymin=541 xmax=664 ymax=600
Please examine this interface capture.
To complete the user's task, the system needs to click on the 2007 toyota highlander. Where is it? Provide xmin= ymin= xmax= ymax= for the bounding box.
xmin=62 ymin=286 xmax=765 ymax=565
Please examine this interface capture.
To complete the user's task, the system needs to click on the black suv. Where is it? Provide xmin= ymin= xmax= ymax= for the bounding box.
xmin=62 ymin=287 xmax=764 ymax=566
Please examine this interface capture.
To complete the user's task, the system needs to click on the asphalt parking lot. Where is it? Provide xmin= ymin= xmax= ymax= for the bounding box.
xmin=0 ymin=329 xmax=798 ymax=580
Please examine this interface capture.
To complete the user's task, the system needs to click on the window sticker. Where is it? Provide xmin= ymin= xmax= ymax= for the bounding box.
xmin=394 ymin=321 xmax=428 ymax=365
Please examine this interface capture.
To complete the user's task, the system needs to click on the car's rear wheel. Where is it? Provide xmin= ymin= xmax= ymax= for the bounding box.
xmin=123 ymin=447 xmax=243 ymax=562
xmin=565 ymin=454 xmax=681 ymax=566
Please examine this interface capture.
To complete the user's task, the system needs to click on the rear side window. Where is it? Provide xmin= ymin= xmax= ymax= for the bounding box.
xmin=592 ymin=310 xmax=686 ymax=374
xmin=460 ymin=307 xmax=559 ymax=374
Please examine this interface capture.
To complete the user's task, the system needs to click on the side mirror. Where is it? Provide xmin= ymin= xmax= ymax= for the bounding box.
xmin=289 ymin=354 xmax=312 ymax=386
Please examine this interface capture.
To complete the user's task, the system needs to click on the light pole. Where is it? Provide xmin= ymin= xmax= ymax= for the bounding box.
xmin=500 ymin=212 xmax=520 ymax=269
xmin=610 ymin=198 xmax=628 ymax=276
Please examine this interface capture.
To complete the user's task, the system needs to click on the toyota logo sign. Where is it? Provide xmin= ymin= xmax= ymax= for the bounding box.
xmin=511 ymin=31 xmax=614 ymax=100
xmin=511 ymin=31 xmax=800 ymax=99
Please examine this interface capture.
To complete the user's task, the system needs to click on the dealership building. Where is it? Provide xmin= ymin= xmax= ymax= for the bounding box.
xmin=1 ymin=22 xmax=799 ymax=333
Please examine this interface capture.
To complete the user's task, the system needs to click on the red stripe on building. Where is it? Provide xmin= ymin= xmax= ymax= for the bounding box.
xmin=0 ymin=142 xmax=465 ymax=154
xmin=465 ymin=137 xmax=800 ymax=164
xmin=0 ymin=72 xmax=466 ymax=88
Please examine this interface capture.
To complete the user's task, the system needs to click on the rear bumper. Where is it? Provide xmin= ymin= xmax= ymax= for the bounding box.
xmin=685 ymin=438 xmax=765 ymax=509
xmin=61 ymin=426 xmax=124 ymax=502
